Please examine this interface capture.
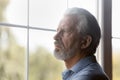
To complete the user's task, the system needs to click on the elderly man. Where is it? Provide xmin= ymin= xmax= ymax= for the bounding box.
xmin=53 ymin=7 xmax=109 ymax=80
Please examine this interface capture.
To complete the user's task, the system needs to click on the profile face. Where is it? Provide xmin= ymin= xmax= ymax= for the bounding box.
xmin=54 ymin=15 xmax=81 ymax=60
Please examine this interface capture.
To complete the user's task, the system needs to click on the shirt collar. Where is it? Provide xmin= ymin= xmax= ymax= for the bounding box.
xmin=70 ymin=55 xmax=97 ymax=73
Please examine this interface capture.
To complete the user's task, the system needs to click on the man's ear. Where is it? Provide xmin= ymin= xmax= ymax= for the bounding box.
xmin=81 ymin=35 xmax=92 ymax=49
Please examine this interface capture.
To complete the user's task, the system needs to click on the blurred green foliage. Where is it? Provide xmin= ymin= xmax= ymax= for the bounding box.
xmin=0 ymin=0 xmax=64 ymax=79
xmin=29 ymin=47 xmax=64 ymax=80
xmin=0 ymin=27 xmax=25 ymax=80
xmin=113 ymin=53 xmax=120 ymax=80
xmin=0 ymin=27 xmax=64 ymax=80
xmin=0 ymin=0 xmax=9 ymax=22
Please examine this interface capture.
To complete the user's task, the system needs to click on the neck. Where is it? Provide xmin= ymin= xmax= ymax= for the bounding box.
xmin=64 ymin=52 xmax=86 ymax=69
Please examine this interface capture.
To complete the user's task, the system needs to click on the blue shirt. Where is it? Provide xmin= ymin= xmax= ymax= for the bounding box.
xmin=62 ymin=55 xmax=109 ymax=80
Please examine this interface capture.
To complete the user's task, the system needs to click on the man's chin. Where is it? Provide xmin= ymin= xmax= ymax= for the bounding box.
xmin=54 ymin=51 xmax=71 ymax=60
xmin=54 ymin=49 xmax=76 ymax=61
xmin=54 ymin=51 xmax=65 ymax=60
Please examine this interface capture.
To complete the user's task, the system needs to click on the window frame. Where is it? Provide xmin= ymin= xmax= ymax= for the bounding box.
xmin=100 ymin=0 xmax=112 ymax=80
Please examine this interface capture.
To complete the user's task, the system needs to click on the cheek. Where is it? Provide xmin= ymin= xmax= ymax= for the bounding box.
xmin=61 ymin=37 xmax=69 ymax=49
xmin=62 ymin=35 xmax=77 ymax=50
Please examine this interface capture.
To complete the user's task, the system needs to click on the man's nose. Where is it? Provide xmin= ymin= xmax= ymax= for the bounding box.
xmin=54 ymin=31 xmax=61 ymax=40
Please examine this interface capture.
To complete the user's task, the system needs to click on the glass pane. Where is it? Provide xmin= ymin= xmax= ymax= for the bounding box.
xmin=112 ymin=0 xmax=120 ymax=38
xmin=68 ymin=0 xmax=97 ymax=18
xmin=29 ymin=0 xmax=67 ymax=29
xmin=112 ymin=39 xmax=120 ymax=80
xmin=0 ymin=26 xmax=27 ymax=80
xmin=0 ymin=0 xmax=28 ymax=25
xmin=29 ymin=29 xmax=64 ymax=80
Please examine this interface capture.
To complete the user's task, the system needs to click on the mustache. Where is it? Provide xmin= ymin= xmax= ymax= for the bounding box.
xmin=54 ymin=40 xmax=61 ymax=45
xmin=54 ymin=40 xmax=64 ymax=50
xmin=54 ymin=40 xmax=64 ymax=47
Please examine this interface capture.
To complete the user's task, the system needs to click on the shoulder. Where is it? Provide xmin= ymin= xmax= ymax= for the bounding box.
xmin=71 ymin=63 xmax=109 ymax=80
xmin=72 ymin=75 xmax=109 ymax=80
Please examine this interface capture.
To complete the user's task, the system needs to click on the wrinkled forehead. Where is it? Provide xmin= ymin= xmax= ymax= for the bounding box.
xmin=58 ymin=15 xmax=78 ymax=29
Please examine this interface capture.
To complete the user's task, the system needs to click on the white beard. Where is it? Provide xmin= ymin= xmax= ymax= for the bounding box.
xmin=54 ymin=46 xmax=78 ymax=60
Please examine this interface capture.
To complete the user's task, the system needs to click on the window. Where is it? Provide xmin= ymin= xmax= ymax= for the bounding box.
xmin=0 ymin=26 xmax=27 ymax=80
xmin=29 ymin=0 xmax=67 ymax=29
xmin=5 ymin=0 xmax=28 ymax=25
xmin=112 ymin=0 xmax=120 ymax=80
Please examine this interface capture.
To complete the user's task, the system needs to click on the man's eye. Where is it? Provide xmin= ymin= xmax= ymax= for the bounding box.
xmin=62 ymin=30 xmax=68 ymax=34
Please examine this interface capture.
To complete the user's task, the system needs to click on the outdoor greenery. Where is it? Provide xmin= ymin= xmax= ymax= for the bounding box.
xmin=0 ymin=26 xmax=64 ymax=80
xmin=113 ymin=53 xmax=120 ymax=80
xmin=0 ymin=0 xmax=64 ymax=80
xmin=29 ymin=47 xmax=64 ymax=80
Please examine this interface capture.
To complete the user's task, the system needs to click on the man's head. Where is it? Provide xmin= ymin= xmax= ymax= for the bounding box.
xmin=54 ymin=7 xmax=101 ymax=60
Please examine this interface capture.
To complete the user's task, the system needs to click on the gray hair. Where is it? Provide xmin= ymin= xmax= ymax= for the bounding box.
xmin=64 ymin=7 xmax=101 ymax=54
